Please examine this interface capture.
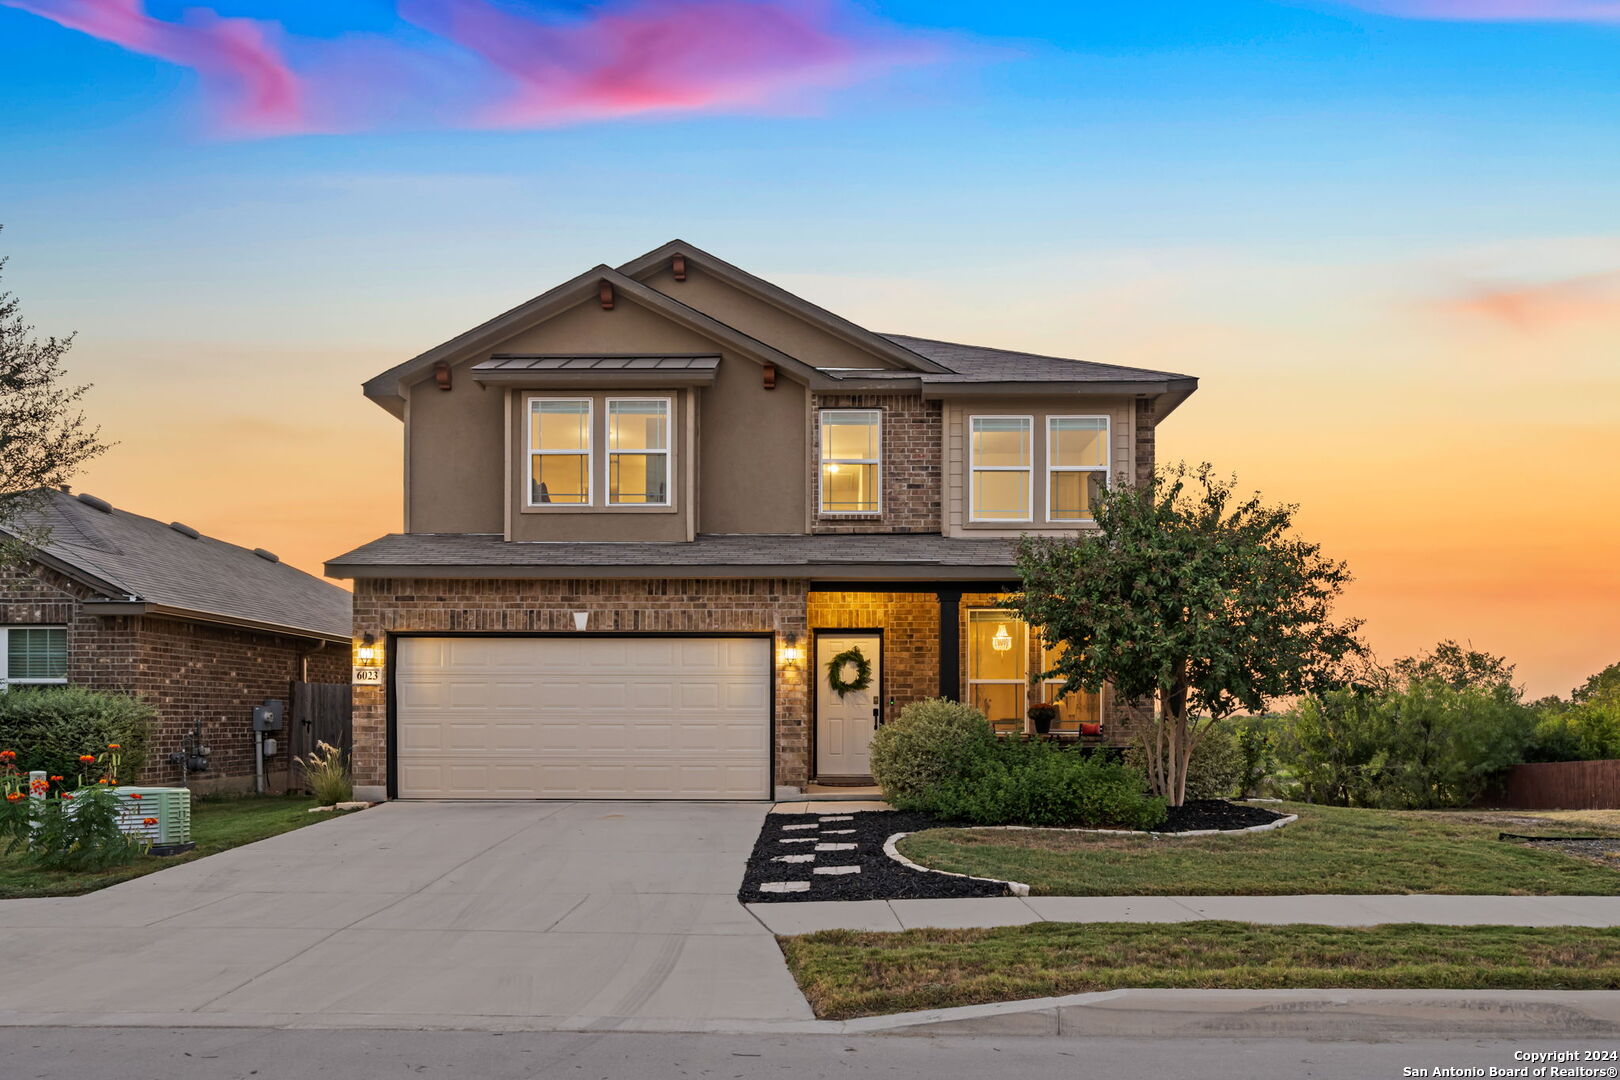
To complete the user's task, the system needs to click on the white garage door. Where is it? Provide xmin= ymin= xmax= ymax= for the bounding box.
xmin=394 ymin=636 xmax=772 ymax=800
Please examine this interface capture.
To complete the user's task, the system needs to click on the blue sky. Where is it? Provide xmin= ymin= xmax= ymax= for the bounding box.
xmin=1 ymin=0 xmax=1617 ymax=695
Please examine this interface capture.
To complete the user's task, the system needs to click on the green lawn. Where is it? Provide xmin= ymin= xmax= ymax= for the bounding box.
xmin=894 ymin=803 xmax=1620 ymax=896
xmin=0 ymin=795 xmax=351 ymax=899
xmin=781 ymin=921 xmax=1620 ymax=1019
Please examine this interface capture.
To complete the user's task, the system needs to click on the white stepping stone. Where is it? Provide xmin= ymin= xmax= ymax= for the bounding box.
xmin=818 ymin=816 xmax=854 ymax=822
xmin=758 ymin=881 xmax=810 ymax=894
xmin=822 ymin=829 xmax=856 ymax=835
xmin=814 ymin=843 xmax=857 ymax=851
xmin=813 ymin=865 xmax=861 ymax=876
xmin=778 ymin=838 xmax=816 ymax=844
xmin=781 ymin=823 xmax=818 ymax=831
xmin=773 ymin=854 xmax=816 ymax=864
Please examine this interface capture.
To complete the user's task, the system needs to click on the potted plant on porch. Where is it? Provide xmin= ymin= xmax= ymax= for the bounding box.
xmin=1027 ymin=703 xmax=1058 ymax=737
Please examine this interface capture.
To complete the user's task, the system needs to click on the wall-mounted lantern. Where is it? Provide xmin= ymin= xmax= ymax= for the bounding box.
xmin=353 ymin=633 xmax=384 ymax=686
xmin=779 ymin=631 xmax=804 ymax=665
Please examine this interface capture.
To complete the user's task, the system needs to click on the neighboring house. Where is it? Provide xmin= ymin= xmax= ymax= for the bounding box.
xmin=327 ymin=241 xmax=1199 ymax=802
xmin=0 ymin=489 xmax=352 ymax=788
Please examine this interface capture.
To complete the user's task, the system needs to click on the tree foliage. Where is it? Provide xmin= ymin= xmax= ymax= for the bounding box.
xmin=0 ymin=230 xmax=107 ymax=565
xmin=1009 ymin=463 xmax=1363 ymax=805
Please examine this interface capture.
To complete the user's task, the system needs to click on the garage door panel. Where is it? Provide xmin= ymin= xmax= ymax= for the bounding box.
xmin=395 ymin=636 xmax=770 ymax=800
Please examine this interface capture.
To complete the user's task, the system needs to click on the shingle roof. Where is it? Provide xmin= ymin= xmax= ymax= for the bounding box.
xmin=7 ymin=490 xmax=351 ymax=641
xmin=327 ymin=532 xmax=1019 ymax=579
xmin=475 ymin=355 xmax=721 ymax=373
xmin=874 ymin=335 xmax=1196 ymax=384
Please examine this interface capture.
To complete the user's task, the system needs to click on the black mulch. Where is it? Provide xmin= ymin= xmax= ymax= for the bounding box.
xmin=740 ymin=800 xmax=1289 ymax=904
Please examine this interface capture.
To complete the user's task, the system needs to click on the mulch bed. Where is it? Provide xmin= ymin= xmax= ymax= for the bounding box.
xmin=740 ymin=800 xmax=1289 ymax=904
xmin=1501 ymin=833 xmax=1620 ymax=863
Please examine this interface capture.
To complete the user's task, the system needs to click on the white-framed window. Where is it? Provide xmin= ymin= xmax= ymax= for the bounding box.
xmin=528 ymin=397 xmax=592 ymax=506
xmin=969 ymin=415 xmax=1033 ymax=522
xmin=819 ymin=409 xmax=882 ymax=515
xmin=1040 ymin=640 xmax=1102 ymax=730
xmin=966 ymin=610 xmax=1028 ymax=730
xmin=607 ymin=397 xmax=671 ymax=506
xmin=1 ymin=626 xmax=67 ymax=690
xmin=1046 ymin=416 xmax=1110 ymax=523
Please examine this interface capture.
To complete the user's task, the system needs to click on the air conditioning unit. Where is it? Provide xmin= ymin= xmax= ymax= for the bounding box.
xmin=112 ymin=787 xmax=195 ymax=856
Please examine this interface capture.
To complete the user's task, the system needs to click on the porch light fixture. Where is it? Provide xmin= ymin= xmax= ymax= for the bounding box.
xmin=991 ymin=624 xmax=1013 ymax=653
xmin=779 ymin=632 xmax=803 ymax=664
xmin=356 ymin=633 xmax=380 ymax=665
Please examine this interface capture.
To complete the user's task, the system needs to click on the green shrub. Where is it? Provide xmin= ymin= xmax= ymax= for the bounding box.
xmin=0 ymin=688 xmax=153 ymax=782
xmin=1526 ymin=702 xmax=1620 ymax=763
xmin=869 ymin=698 xmax=995 ymax=811
xmin=1125 ymin=724 xmax=1247 ymax=801
xmin=930 ymin=739 xmax=1167 ymax=829
xmin=1234 ymin=716 xmax=1281 ymax=798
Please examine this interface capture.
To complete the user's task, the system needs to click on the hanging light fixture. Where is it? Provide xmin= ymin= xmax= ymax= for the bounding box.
xmin=992 ymin=624 xmax=1013 ymax=653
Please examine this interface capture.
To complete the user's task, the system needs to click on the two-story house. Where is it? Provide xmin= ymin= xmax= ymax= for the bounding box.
xmin=326 ymin=242 xmax=1198 ymax=802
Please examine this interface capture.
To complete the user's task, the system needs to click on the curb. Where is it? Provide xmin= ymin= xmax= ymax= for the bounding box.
xmin=882 ymin=832 xmax=1031 ymax=897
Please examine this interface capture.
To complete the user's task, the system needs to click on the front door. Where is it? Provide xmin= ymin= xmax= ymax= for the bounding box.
xmin=815 ymin=632 xmax=881 ymax=778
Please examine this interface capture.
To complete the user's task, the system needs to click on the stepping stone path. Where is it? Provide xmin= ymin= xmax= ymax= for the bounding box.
xmin=781 ymin=823 xmax=818 ymax=830
xmin=773 ymin=854 xmax=815 ymax=864
xmin=819 ymin=816 xmax=854 ymax=822
xmin=822 ymin=829 xmax=855 ymax=835
xmin=758 ymin=881 xmax=810 ymax=894
xmin=778 ymin=838 xmax=816 ymax=844
xmin=813 ymin=865 xmax=861 ymax=876
xmin=814 ymin=843 xmax=856 ymax=851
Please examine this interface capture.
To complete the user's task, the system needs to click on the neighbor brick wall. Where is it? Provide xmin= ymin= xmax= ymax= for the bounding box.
xmin=350 ymin=577 xmax=813 ymax=791
xmin=808 ymin=393 xmax=942 ymax=534
xmin=1135 ymin=397 xmax=1157 ymax=488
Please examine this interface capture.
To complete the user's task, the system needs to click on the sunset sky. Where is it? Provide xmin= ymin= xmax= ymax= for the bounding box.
xmin=1 ymin=0 xmax=1616 ymax=699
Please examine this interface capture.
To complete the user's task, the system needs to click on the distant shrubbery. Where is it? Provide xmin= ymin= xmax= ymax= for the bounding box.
xmin=870 ymin=698 xmax=1165 ymax=829
xmin=0 ymin=688 xmax=152 ymax=782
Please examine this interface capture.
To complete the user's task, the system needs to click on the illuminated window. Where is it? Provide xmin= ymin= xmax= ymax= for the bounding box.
xmin=1047 ymin=416 xmax=1109 ymax=522
xmin=1040 ymin=641 xmax=1102 ymax=730
xmin=607 ymin=398 xmax=670 ymax=506
xmin=528 ymin=398 xmax=591 ymax=505
xmin=970 ymin=416 xmax=1032 ymax=522
xmin=967 ymin=610 xmax=1028 ymax=730
xmin=820 ymin=409 xmax=881 ymax=514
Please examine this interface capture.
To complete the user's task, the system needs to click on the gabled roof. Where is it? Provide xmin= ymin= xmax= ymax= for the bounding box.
xmin=4 ymin=489 xmax=351 ymax=642
xmin=880 ymin=335 xmax=1196 ymax=384
xmin=362 ymin=266 xmax=821 ymax=417
xmin=617 ymin=240 xmax=950 ymax=374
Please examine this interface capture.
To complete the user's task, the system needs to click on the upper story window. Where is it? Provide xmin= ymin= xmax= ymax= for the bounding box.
xmin=608 ymin=399 xmax=670 ymax=506
xmin=969 ymin=416 xmax=1032 ymax=522
xmin=529 ymin=399 xmax=592 ymax=505
xmin=1 ymin=626 xmax=67 ymax=690
xmin=1047 ymin=416 xmax=1109 ymax=522
xmin=820 ymin=409 xmax=881 ymax=515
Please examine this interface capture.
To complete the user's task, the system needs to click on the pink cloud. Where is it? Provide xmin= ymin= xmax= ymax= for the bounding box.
xmin=1 ymin=0 xmax=304 ymax=133
xmin=1 ymin=0 xmax=936 ymax=136
xmin=1333 ymin=1 xmax=1620 ymax=22
xmin=1435 ymin=271 xmax=1620 ymax=329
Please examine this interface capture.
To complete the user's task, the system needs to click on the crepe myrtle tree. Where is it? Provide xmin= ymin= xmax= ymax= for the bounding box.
xmin=1008 ymin=463 xmax=1364 ymax=807
xmin=0 ymin=229 xmax=106 ymax=566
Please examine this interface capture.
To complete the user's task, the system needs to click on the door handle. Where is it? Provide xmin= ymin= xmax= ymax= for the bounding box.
xmin=873 ymin=706 xmax=881 ymax=730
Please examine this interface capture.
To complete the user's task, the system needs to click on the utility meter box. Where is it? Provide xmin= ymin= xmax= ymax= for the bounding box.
xmin=252 ymin=699 xmax=284 ymax=732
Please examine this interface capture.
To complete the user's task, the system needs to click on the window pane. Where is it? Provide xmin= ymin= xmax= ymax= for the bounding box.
xmin=969 ymin=683 xmax=1026 ymax=728
xmin=608 ymin=400 xmax=668 ymax=451
xmin=968 ymin=612 xmax=1027 ymax=683
xmin=609 ymin=452 xmax=668 ymax=504
xmin=7 ymin=628 xmax=66 ymax=680
xmin=822 ymin=462 xmax=877 ymax=513
xmin=1049 ymin=417 xmax=1107 ymax=468
xmin=531 ymin=400 xmax=590 ymax=452
xmin=972 ymin=470 xmax=1029 ymax=519
xmin=531 ymin=455 xmax=589 ymax=504
xmin=1049 ymin=470 xmax=1104 ymax=520
xmin=971 ymin=417 xmax=1030 ymax=468
xmin=823 ymin=411 xmax=879 ymax=461
xmin=1043 ymin=682 xmax=1101 ymax=730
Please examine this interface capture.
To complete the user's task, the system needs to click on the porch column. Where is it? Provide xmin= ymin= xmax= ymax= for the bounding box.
xmin=936 ymin=588 xmax=962 ymax=700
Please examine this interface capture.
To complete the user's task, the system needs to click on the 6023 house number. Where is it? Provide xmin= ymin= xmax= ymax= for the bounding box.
xmin=353 ymin=667 xmax=383 ymax=685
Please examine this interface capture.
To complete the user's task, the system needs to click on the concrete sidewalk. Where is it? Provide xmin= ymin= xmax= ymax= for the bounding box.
xmin=748 ymin=892 xmax=1620 ymax=933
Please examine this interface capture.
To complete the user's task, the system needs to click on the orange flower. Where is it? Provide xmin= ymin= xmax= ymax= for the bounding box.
xmin=0 ymin=750 xmax=16 ymax=760
xmin=4 ymin=793 xmax=20 ymax=802
xmin=128 ymin=793 xmax=142 ymax=800
xmin=61 ymin=794 xmax=73 ymax=801
xmin=49 ymin=776 xmax=62 ymax=782
xmin=142 ymin=817 xmax=157 ymax=826
xmin=97 ymin=778 xmax=108 ymax=784
xmin=107 ymin=744 xmax=120 ymax=750
xmin=78 ymin=755 xmax=95 ymax=764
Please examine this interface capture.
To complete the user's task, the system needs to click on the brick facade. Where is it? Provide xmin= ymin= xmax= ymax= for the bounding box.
xmin=1135 ymin=397 xmax=1157 ymax=488
xmin=1 ymin=561 xmax=348 ymax=790
xmin=808 ymin=393 xmax=942 ymax=534
xmin=807 ymin=592 xmax=940 ymax=726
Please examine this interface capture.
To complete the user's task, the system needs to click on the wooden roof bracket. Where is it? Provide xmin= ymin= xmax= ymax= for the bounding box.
xmin=672 ymin=254 xmax=687 ymax=282
xmin=433 ymin=361 xmax=452 ymax=391
xmin=599 ymin=281 xmax=615 ymax=310
xmin=762 ymin=361 xmax=777 ymax=390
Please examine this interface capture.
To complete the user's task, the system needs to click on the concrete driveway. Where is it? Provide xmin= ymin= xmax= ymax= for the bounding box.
xmin=0 ymin=801 xmax=815 ymax=1031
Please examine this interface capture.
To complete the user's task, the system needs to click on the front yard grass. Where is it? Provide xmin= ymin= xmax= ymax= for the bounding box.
xmin=781 ymin=921 xmax=1620 ymax=1019
xmin=894 ymin=803 xmax=1620 ymax=896
xmin=0 ymin=795 xmax=345 ymax=899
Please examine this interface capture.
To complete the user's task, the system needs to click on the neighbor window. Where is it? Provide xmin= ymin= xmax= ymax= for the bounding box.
xmin=529 ymin=398 xmax=592 ymax=505
xmin=1047 ymin=416 xmax=1109 ymax=522
xmin=820 ymin=409 xmax=881 ymax=514
xmin=969 ymin=416 xmax=1032 ymax=522
xmin=967 ymin=610 xmax=1028 ymax=730
xmin=1041 ymin=641 xmax=1102 ymax=731
xmin=607 ymin=398 xmax=670 ymax=506
xmin=1 ymin=627 xmax=67 ymax=690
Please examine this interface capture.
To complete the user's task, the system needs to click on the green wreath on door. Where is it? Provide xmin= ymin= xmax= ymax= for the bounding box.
xmin=825 ymin=645 xmax=873 ymax=698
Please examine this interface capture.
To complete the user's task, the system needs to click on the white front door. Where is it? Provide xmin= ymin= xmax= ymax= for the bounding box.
xmin=815 ymin=633 xmax=881 ymax=778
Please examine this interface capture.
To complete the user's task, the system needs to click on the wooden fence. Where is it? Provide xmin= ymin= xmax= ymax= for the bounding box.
xmin=1485 ymin=760 xmax=1620 ymax=810
xmin=285 ymin=681 xmax=352 ymax=793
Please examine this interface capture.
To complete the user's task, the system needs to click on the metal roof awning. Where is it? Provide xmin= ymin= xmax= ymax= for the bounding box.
xmin=471 ymin=354 xmax=722 ymax=388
